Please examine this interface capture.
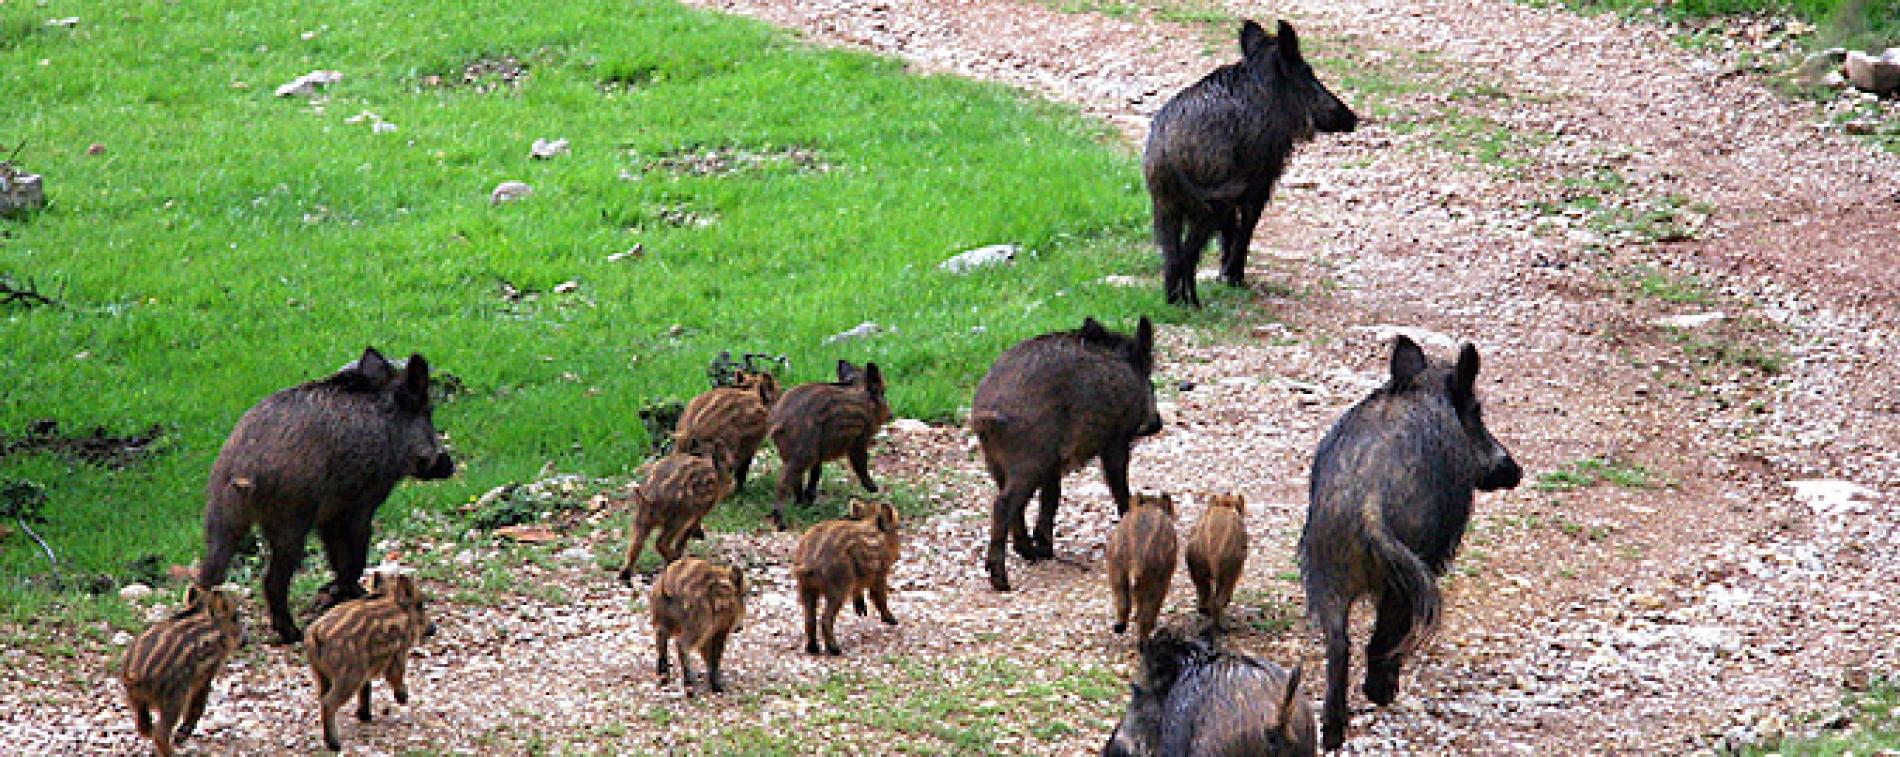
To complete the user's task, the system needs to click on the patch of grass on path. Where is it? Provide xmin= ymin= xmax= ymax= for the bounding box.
xmin=1752 ymin=677 xmax=1900 ymax=755
xmin=1532 ymin=0 xmax=1899 ymax=48
xmin=0 ymin=0 xmax=1171 ymax=611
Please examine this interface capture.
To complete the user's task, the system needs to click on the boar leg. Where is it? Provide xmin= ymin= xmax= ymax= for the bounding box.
xmin=314 ymin=517 xmax=369 ymax=613
xmin=1189 ymin=556 xmax=1215 ymax=617
xmin=655 ymin=629 xmax=673 ymax=682
xmin=870 ymin=575 xmax=898 ymax=625
xmin=1175 ymin=220 xmax=1214 ymax=307
xmin=732 ymin=443 xmax=756 ymax=492
xmin=198 ymin=507 xmax=252 ymax=587
xmin=1100 ymin=446 xmax=1134 ymax=517
xmin=848 ymin=443 xmax=878 ymax=493
xmin=387 ymin=656 xmax=411 ymax=705
xmin=619 ymin=514 xmax=656 ymax=585
xmin=152 ymin=705 xmax=181 ymax=757
xmin=356 ymin=682 xmax=373 ymax=722
xmin=263 ymin=520 xmax=312 ymax=643
xmin=675 ymin=637 xmax=696 ymax=696
xmin=1109 ymin=560 xmax=1131 ymax=634
xmin=704 ymin=633 xmax=729 ymax=693
xmin=656 ymin=525 xmax=686 ymax=566
xmin=985 ymin=483 xmax=1036 ymax=592
xmin=819 ymin=587 xmax=846 ymax=656
xmin=1362 ymin=592 xmax=1410 ymax=706
xmin=132 ymin=699 xmax=153 ymax=738
xmin=772 ymin=464 xmax=801 ymax=530
xmin=319 ymin=676 xmax=353 ymax=751
xmin=800 ymin=586 xmax=823 ymax=655
xmin=1026 ymin=470 xmax=1061 ymax=560
xmin=1154 ymin=202 xmax=1190 ymax=306
xmin=176 ymin=680 xmax=211 ymax=741
xmin=1319 ymin=604 xmax=1353 ymax=751
xmin=802 ymin=464 xmax=823 ymax=503
xmin=1219 ymin=198 xmax=1265 ymax=287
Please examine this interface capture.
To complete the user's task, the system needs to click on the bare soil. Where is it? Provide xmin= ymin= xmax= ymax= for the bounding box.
xmin=7 ymin=0 xmax=1897 ymax=754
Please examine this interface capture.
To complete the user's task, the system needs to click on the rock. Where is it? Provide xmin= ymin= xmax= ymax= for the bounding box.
xmin=0 ymin=167 xmax=45 ymax=219
xmin=273 ymin=69 xmax=344 ymax=98
xmin=1355 ymin=324 xmax=1460 ymax=350
xmin=889 ymin=418 xmax=931 ymax=433
xmin=938 ymin=243 xmax=1018 ymax=274
xmin=87 ymin=143 xmax=105 ymax=155
xmin=556 ymin=546 xmax=593 ymax=565
xmin=824 ymin=321 xmax=882 ymax=344
xmin=553 ymin=280 xmax=580 ymax=294
xmin=46 ymin=17 xmax=79 ymax=28
xmin=1652 ymin=311 xmax=1726 ymax=328
xmin=1786 ymin=479 xmax=1879 ymax=516
xmin=119 ymin=583 xmax=154 ymax=602
xmin=1099 ymin=274 xmax=1145 ymax=288
xmin=111 ymin=631 xmax=134 ymax=646
xmin=371 ymin=121 xmax=398 ymax=134
xmin=607 ymin=244 xmax=644 ymax=262
xmin=490 ymin=181 xmax=533 ymax=205
xmin=1844 ymin=119 xmax=1880 ymax=136
xmin=530 ymin=138 xmax=570 ymax=160
xmin=1845 ymin=49 xmax=1900 ymax=94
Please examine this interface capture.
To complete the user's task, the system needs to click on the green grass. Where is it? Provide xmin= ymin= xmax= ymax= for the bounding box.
xmin=698 ymin=656 xmax=1124 ymax=754
xmin=0 ymin=0 xmax=1195 ymax=612
xmin=1535 ymin=457 xmax=1657 ymax=492
xmin=1753 ymin=678 xmax=1900 ymax=755
xmin=1532 ymin=0 xmax=1900 ymax=48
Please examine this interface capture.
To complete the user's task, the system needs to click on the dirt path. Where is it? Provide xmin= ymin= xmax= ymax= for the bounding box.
xmin=9 ymin=0 xmax=1897 ymax=754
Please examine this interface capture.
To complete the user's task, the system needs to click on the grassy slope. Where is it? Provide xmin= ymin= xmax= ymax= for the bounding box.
xmin=0 ymin=0 xmax=1227 ymax=605
xmin=1540 ymin=0 xmax=1899 ymax=47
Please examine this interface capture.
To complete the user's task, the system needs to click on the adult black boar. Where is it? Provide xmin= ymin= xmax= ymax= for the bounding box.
xmin=1144 ymin=19 xmax=1357 ymax=307
xmin=971 ymin=316 xmax=1162 ymax=592
xmin=1104 ymin=627 xmax=1316 ymax=756
xmin=198 ymin=347 xmax=454 ymax=643
xmin=1299 ymin=336 xmax=1521 ymax=749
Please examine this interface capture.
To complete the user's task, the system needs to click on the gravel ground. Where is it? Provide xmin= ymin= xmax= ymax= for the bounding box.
xmin=6 ymin=0 xmax=1898 ymax=753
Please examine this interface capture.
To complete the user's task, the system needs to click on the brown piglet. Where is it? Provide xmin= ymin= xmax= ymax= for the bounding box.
xmin=765 ymin=360 xmax=891 ymax=530
xmin=1107 ymin=492 xmax=1178 ymax=642
xmin=618 ymin=438 xmax=734 ymax=584
xmin=120 ymin=585 xmax=245 ymax=757
xmin=650 ymin=557 xmax=747 ymax=696
xmin=675 ymin=370 xmax=779 ymax=491
xmin=792 ymin=499 xmax=902 ymax=656
xmin=305 ymin=570 xmax=435 ymax=752
xmin=1185 ymin=494 xmax=1248 ymax=624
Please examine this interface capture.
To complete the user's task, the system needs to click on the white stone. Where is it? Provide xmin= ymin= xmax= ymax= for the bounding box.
xmin=119 ymin=583 xmax=153 ymax=602
xmin=938 ymin=244 xmax=1018 ymax=273
xmin=490 ymin=181 xmax=533 ymax=205
xmin=273 ymin=70 xmax=343 ymax=98
xmin=1845 ymin=49 xmax=1900 ymax=94
xmin=530 ymin=138 xmax=571 ymax=160
xmin=556 ymin=546 xmax=593 ymax=565
xmin=553 ymin=280 xmax=580 ymax=294
xmin=1786 ymin=479 xmax=1879 ymax=516
xmin=1652 ymin=311 xmax=1726 ymax=328
xmin=1099 ymin=274 xmax=1145 ymax=288
xmin=889 ymin=418 xmax=931 ymax=433
xmin=824 ymin=321 xmax=882 ymax=344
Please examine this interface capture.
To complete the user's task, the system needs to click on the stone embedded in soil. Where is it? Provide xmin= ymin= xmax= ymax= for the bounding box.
xmin=273 ymin=69 xmax=343 ymax=98
xmin=531 ymin=138 xmax=571 ymax=160
xmin=1845 ymin=50 xmax=1900 ymax=95
xmin=938 ymin=243 xmax=1018 ymax=274
xmin=824 ymin=321 xmax=883 ymax=344
xmin=490 ymin=181 xmax=533 ymax=205
xmin=1652 ymin=311 xmax=1726 ymax=328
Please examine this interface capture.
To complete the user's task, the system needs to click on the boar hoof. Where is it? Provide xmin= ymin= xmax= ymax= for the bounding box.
xmin=1112 ymin=622 xmax=1127 ymax=634
xmin=174 ymin=724 xmax=194 ymax=742
xmin=1364 ymin=669 xmax=1400 ymax=706
xmin=1322 ymin=724 xmax=1344 ymax=752
xmin=825 ymin=646 xmax=842 ymax=656
xmin=987 ymin=572 xmax=1011 ymax=593
xmin=805 ymin=641 xmax=822 ymax=656
xmin=617 ymin=568 xmax=634 ymax=587
xmin=394 ymin=689 xmax=409 ymax=705
xmin=273 ymin=626 xmax=304 ymax=645
xmin=326 ymin=735 xmax=343 ymax=752
xmin=881 ymin=616 xmax=898 ymax=626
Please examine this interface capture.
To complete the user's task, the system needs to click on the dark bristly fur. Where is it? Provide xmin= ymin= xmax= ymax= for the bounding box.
xmin=1144 ymin=19 xmax=1357 ymax=307
xmin=1103 ymin=627 xmax=1316 ymax=756
xmin=650 ymin=557 xmax=747 ymax=696
xmin=1107 ymin=493 xmax=1179 ymax=643
xmin=120 ymin=586 xmax=244 ymax=757
xmin=618 ymin=438 xmax=734 ymax=584
xmin=972 ymin=316 xmax=1162 ymax=592
xmin=198 ymin=346 xmax=455 ymax=643
xmin=766 ymin=360 xmax=892 ymax=530
xmin=305 ymin=571 xmax=435 ymax=752
xmin=792 ymin=499 xmax=902 ymax=656
xmin=675 ymin=370 xmax=779 ymax=491
xmin=1299 ymin=336 xmax=1521 ymax=750
xmin=1185 ymin=494 xmax=1248 ymax=624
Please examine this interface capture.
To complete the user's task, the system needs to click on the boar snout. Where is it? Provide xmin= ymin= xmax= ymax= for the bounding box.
xmin=1479 ymin=453 xmax=1522 ymax=492
xmin=417 ymin=452 xmax=455 ymax=480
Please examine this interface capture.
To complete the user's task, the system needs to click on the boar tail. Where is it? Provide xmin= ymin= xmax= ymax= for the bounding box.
xmin=969 ymin=411 xmax=1008 ymax=435
xmin=1359 ymin=496 xmax=1439 ymax=655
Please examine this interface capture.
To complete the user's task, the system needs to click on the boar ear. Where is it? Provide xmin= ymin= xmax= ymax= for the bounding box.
xmin=357 ymin=347 xmax=396 ymax=386
xmin=1454 ymin=343 xmax=1481 ymax=400
xmin=1080 ymin=317 xmax=1108 ymax=340
xmin=876 ymin=502 xmax=898 ymax=533
xmin=863 ymin=362 xmax=885 ymax=395
xmin=392 ymin=575 xmax=419 ymax=606
xmin=397 ymin=354 xmax=431 ymax=409
xmin=1133 ymin=317 xmax=1155 ymax=375
xmin=835 ymin=360 xmax=858 ymax=383
xmin=757 ymin=375 xmax=779 ymax=405
xmin=1276 ymin=665 xmax=1304 ymax=731
xmin=1275 ymin=20 xmax=1303 ymax=65
xmin=1240 ymin=20 xmax=1272 ymax=62
xmin=729 ymin=566 xmax=746 ymax=594
xmin=184 ymin=584 xmax=205 ymax=608
xmin=1389 ymin=335 xmax=1426 ymax=387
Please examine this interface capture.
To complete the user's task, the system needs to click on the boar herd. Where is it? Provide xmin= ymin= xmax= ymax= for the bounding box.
xmin=114 ymin=18 xmax=1530 ymax=755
